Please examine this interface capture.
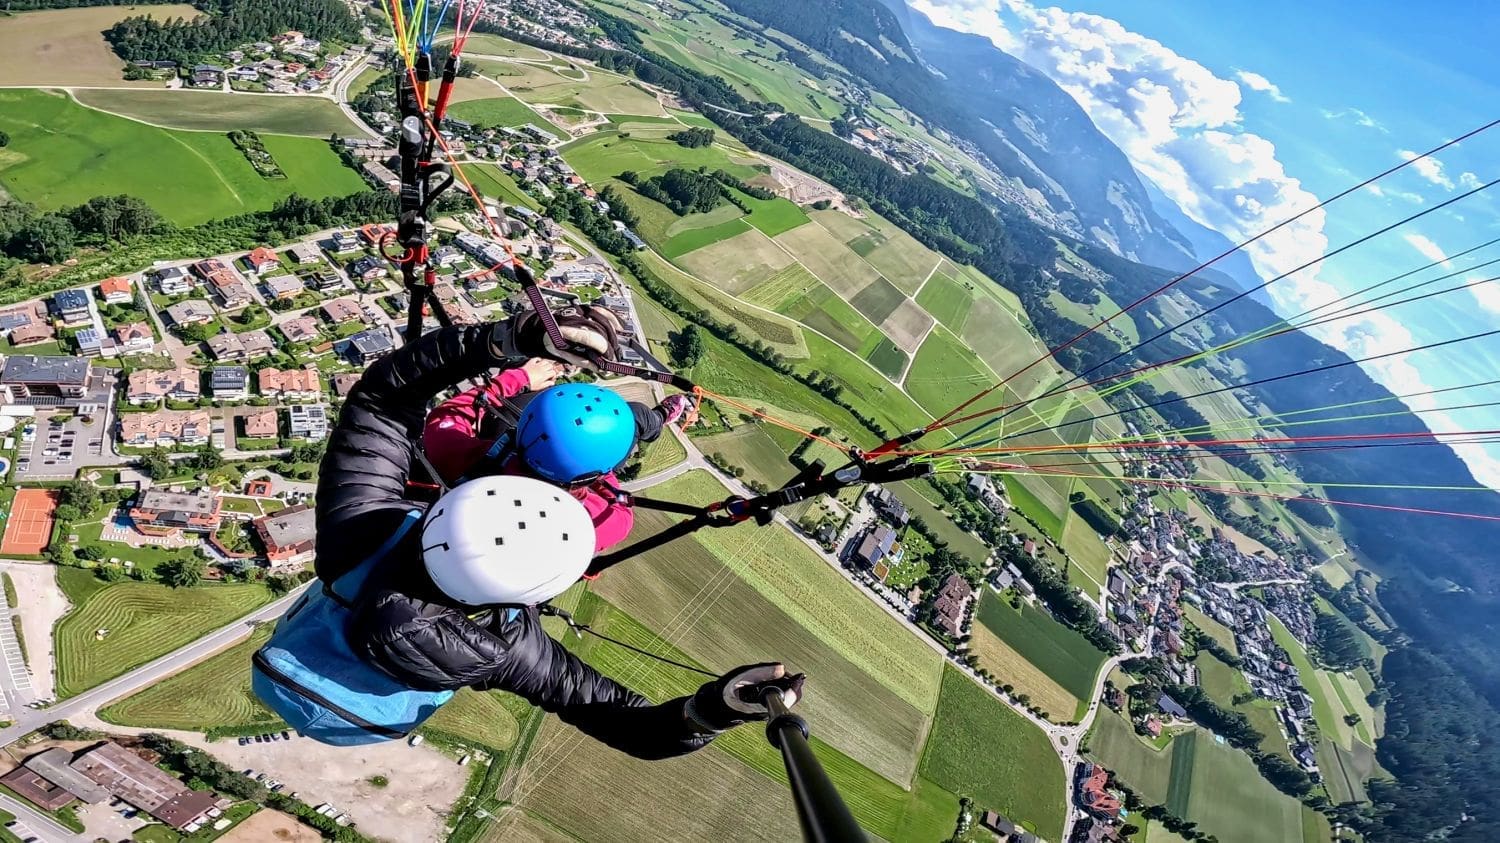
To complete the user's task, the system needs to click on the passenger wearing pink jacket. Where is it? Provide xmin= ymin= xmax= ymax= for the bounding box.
xmin=422 ymin=357 xmax=695 ymax=560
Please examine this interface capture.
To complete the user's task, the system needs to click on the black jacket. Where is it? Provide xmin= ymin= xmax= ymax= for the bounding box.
xmin=315 ymin=325 xmax=713 ymax=760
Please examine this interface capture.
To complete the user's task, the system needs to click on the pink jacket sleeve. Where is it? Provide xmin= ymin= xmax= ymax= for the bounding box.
xmin=422 ymin=368 xmax=531 ymax=484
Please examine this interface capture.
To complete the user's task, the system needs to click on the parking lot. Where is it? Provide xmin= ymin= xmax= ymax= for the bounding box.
xmin=15 ymin=407 xmax=120 ymax=480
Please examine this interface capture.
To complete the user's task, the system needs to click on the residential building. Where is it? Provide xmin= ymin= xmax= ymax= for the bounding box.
xmin=241 ymin=409 xmax=279 ymax=439
xmin=258 ymin=367 xmax=320 ymax=400
xmin=49 ymin=289 xmax=92 ymax=325
xmin=1077 ymin=763 xmax=1122 ymax=821
xmin=2 ymin=748 xmax=110 ymax=810
xmin=866 ymin=486 xmax=910 ymax=526
xmin=358 ymin=223 xmax=394 ymax=246
xmin=194 ymin=259 xmax=251 ymax=308
xmin=279 ymin=315 xmax=321 ymax=344
xmin=252 ymin=504 xmax=316 ymax=564
xmin=0 ymin=356 xmax=91 ymax=399
xmin=205 ymin=331 xmax=246 ymax=361
xmin=328 ymin=230 xmax=359 ymax=252
xmin=164 ymin=300 xmax=216 ymax=327
xmin=321 ymin=298 xmax=368 ymax=325
xmin=240 ymin=330 xmax=276 ymax=357
xmin=932 ymin=574 xmax=973 ymax=638
xmin=112 ymin=322 xmax=155 ymax=355
xmin=330 ymin=372 xmax=361 ymax=398
xmin=346 ymin=256 xmax=385 ymax=282
xmin=244 ymin=246 xmax=280 ymax=274
xmin=289 ymin=242 xmax=322 ymax=264
xmin=8 ymin=322 xmax=54 ymax=346
xmin=118 ymin=410 xmax=212 ymax=447
xmin=99 ymin=276 xmax=134 ymax=304
xmin=210 ymin=366 xmax=250 ymax=400
xmin=853 ymin=525 xmax=896 ymax=569
xmin=1158 ymin=693 xmax=1189 ymax=719
xmin=287 ymin=403 xmax=329 ymax=440
xmin=130 ymin=487 xmax=222 ymax=533
xmin=344 ymin=329 xmax=393 ymax=364
xmin=71 ymin=742 xmax=230 ymax=832
xmin=75 ymin=327 xmax=120 ymax=359
xmin=126 ymin=367 xmax=200 ymax=404
xmin=263 ymin=275 xmax=306 ymax=300
xmin=212 ymin=279 xmax=253 ymax=309
xmin=154 ymin=265 xmax=196 ymax=295
xmin=361 ymin=160 xmax=400 ymax=192
xmin=300 ymin=268 xmax=346 ymax=292
xmin=0 ymin=302 xmax=50 ymax=337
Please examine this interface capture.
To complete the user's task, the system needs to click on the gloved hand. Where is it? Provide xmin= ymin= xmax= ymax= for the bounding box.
xmin=657 ymin=393 xmax=699 ymax=428
xmin=521 ymin=357 xmax=562 ymax=391
xmin=686 ymin=663 xmax=806 ymax=733
xmin=506 ymin=305 xmax=623 ymax=368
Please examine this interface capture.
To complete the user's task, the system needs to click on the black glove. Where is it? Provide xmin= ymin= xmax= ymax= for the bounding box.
xmin=686 ymin=663 xmax=806 ymax=733
xmin=504 ymin=305 xmax=622 ymax=367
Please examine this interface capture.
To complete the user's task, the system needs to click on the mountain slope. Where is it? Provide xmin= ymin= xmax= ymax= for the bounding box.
xmin=715 ymin=0 xmax=1197 ymax=270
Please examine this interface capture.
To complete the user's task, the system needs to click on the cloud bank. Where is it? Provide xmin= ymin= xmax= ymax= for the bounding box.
xmin=1235 ymin=70 xmax=1290 ymax=102
xmin=908 ymin=0 xmax=1500 ymax=487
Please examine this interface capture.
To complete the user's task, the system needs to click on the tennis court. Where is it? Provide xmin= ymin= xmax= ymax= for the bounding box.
xmin=2 ymin=489 xmax=57 ymax=555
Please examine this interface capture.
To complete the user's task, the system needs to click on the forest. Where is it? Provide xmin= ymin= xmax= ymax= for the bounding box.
xmin=104 ymin=0 xmax=361 ymax=64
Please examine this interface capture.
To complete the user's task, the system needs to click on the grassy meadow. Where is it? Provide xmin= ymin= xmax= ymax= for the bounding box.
xmin=71 ymin=89 xmax=363 ymax=137
xmin=974 ymin=589 xmax=1106 ymax=704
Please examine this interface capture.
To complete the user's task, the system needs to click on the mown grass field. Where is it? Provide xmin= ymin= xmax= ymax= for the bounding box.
xmin=463 ymin=162 xmax=541 ymax=210
xmin=562 ymin=131 xmax=761 ymax=184
xmin=810 ymin=210 xmax=943 ymax=295
xmin=866 ymin=338 xmax=908 ymax=379
xmin=1195 ymin=653 xmax=1294 ymax=762
xmin=1002 ymin=472 xmax=1068 ymax=538
xmin=0 ymin=90 xmax=364 ymax=226
xmin=974 ymin=590 xmax=1105 ymax=703
xmin=919 ymin=666 xmax=1065 ymax=841
xmin=424 ymin=689 xmax=521 ymax=751
xmin=915 ymin=267 xmax=974 ymax=331
xmin=1087 ymin=708 xmax=1175 ymax=803
xmin=904 ymin=326 xmax=998 ymax=419
xmin=778 ymin=280 xmax=880 ymax=356
xmin=100 ymin=625 xmax=281 ymax=732
xmin=447 ymin=96 xmax=564 ymax=139
xmin=1268 ymin=615 xmax=1368 ymax=750
xmin=55 ymin=571 xmax=273 ymax=698
xmin=1059 ymin=511 xmax=1111 ymax=594
xmin=1184 ymin=604 xmax=1239 ymax=656
xmin=635 ymin=427 xmax=687 ymax=477
xmin=1164 ymin=731 xmax=1308 ymax=843
xmin=698 ymin=425 xmax=801 ymax=489
xmin=967 ymin=618 xmax=1079 ymax=721
xmin=71 ymin=89 xmax=362 ymax=137
xmin=595 ymin=471 xmax=942 ymax=784
xmin=0 ymin=5 xmax=200 ymax=86
xmin=774 ymin=221 xmax=882 ymax=299
xmin=887 ymin=481 xmax=990 ymax=565
xmin=638 ymin=251 xmax=808 ymax=358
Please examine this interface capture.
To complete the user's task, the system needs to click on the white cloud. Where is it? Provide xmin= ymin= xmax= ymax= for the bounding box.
xmin=1398 ymin=149 xmax=1455 ymax=190
xmin=1320 ymin=107 xmax=1388 ymax=133
xmin=1466 ymin=276 xmax=1500 ymax=315
xmin=909 ymin=0 xmax=1500 ymax=488
xmin=1402 ymin=233 xmax=1453 ymax=268
xmin=1235 ymin=70 xmax=1289 ymax=102
xmin=1364 ymin=183 xmax=1426 ymax=204
xmin=1459 ymin=171 xmax=1484 ymax=190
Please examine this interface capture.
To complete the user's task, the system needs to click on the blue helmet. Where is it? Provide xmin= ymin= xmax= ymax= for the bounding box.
xmin=515 ymin=384 xmax=635 ymax=484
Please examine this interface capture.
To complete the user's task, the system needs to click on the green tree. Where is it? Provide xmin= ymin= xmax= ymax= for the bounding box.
xmin=669 ymin=324 xmax=704 ymax=367
xmin=58 ymin=479 xmax=101 ymax=514
xmin=0 ymin=130 xmax=9 ymax=147
xmin=9 ymin=214 xmax=76 ymax=264
xmin=192 ymin=443 xmax=224 ymax=472
xmin=158 ymin=558 xmax=203 ymax=588
xmin=141 ymin=447 xmax=173 ymax=479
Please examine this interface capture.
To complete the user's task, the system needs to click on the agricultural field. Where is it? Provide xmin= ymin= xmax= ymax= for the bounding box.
xmin=810 ymin=210 xmax=943 ymax=295
xmin=1195 ymin=653 xmax=1294 ymax=762
xmin=698 ymin=425 xmax=802 ymax=490
xmin=1003 ymin=473 xmax=1068 ymax=539
xmin=447 ymin=96 xmax=565 ymax=140
xmin=55 ymin=574 xmax=273 ymax=698
xmin=1164 ymin=731 xmax=1309 ymax=843
xmin=866 ymin=338 xmax=908 ymax=379
xmin=463 ymin=163 xmax=541 ymax=210
xmin=638 ymin=251 xmax=808 ymax=358
xmin=71 ymin=90 xmax=363 ymax=137
xmin=0 ymin=5 xmax=200 ymax=87
xmin=967 ymin=619 xmax=1080 ymax=722
xmin=904 ymin=326 xmax=999 ymax=419
xmin=973 ymin=590 xmax=1106 ymax=704
xmin=423 ymin=689 xmax=521 ymax=751
xmin=919 ymin=667 xmax=1065 ymax=841
xmin=458 ymin=33 xmax=558 ymax=62
xmin=635 ymin=428 xmax=688 ymax=477
xmin=1087 ymin=709 xmax=1175 ymax=803
xmin=100 ymin=626 xmax=281 ymax=733
xmin=776 ymin=280 xmax=881 ymax=357
xmin=774 ymin=221 xmax=882 ymax=299
xmin=562 ymin=131 xmax=762 ymax=184
xmin=595 ymin=471 xmax=943 ymax=784
xmin=915 ymin=266 xmax=975 ymax=332
xmin=1059 ymin=511 xmax=1112 ymax=593
xmin=0 ymin=90 xmax=364 ymax=226
xmin=672 ymin=224 xmax=789 ymax=281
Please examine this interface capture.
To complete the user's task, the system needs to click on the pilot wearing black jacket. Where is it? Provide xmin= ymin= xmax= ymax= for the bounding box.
xmin=313 ymin=320 xmax=803 ymax=760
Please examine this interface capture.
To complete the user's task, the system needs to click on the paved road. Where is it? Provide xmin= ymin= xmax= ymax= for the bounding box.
xmin=0 ymin=587 xmax=308 ymax=748
xmin=0 ymin=603 xmax=35 ymax=714
xmin=0 ymin=793 xmax=78 ymax=843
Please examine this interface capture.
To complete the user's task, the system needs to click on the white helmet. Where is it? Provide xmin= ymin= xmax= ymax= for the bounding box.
xmin=420 ymin=474 xmax=595 ymax=606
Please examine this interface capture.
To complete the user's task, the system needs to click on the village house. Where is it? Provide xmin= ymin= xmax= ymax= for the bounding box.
xmin=126 ymin=367 xmax=200 ymax=404
xmin=164 ymin=300 xmax=215 ymax=328
xmin=71 ymin=742 xmax=230 ymax=832
xmin=74 ymin=328 xmax=120 ymax=359
xmin=853 ymin=525 xmax=897 ymax=570
xmin=49 ymin=289 xmax=92 ymax=326
xmin=153 ymin=265 xmax=196 ymax=295
xmin=287 ymin=403 xmax=329 ymax=440
xmin=330 ymin=372 xmax=361 ymax=398
xmin=98 ymin=276 xmax=133 ymax=305
xmin=343 ymin=329 xmax=393 ymax=365
xmin=262 ymin=275 xmax=306 ymax=301
xmin=346 ymin=256 xmax=385 ymax=283
xmin=193 ymin=259 xmax=252 ymax=308
xmin=253 ymin=504 xmax=317 ymax=565
xmin=289 ymin=242 xmax=323 ymax=264
xmin=244 ymin=247 xmax=280 ymax=275
xmin=1077 ymin=763 xmax=1122 ymax=822
xmin=205 ymin=332 xmax=247 ymax=362
xmin=278 ymin=315 xmax=322 ymax=344
xmin=210 ymin=366 xmax=250 ymax=401
xmin=118 ymin=409 xmax=212 ymax=447
xmin=239 ymin=330 xmax=276 ymax=358
xmin=130 ymin=487 xmax=222 ymax=533
xmin=112 ymin=323 xmax=154 ymax=355
xmin=320 ymin=298 xmax=369 ymax=325
xmin=7 ymin=322 xmax=54 ymax=347
xmin=258 ymin=367 xmax=320 ymax=400
xmin=241 ymin=408 xmax=279 ymax=439
xmin=328 ymin=230 xmax=360 ymax=252
xmin=0 ymin=302 xmax=52 ymax=344
xmin=932 ymin=574 xmax=973 ymax=638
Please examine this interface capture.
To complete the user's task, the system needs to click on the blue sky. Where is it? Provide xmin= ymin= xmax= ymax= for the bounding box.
xmin=911 ymin=0 xmax=1500 ymax=486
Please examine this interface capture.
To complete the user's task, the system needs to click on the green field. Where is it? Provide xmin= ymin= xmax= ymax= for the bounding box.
xmin=101 ymin=625 xmax=281 ymax=732
xmin=71 ymin=89 xmax=362 ymax=137
xmin=638 ymin=250 xmax=807 ymax=357
xmin=463 ymin=163 xmax=541 ymax=210
xmin=1164 ymin=731 xmax=1307 ymax=843
xmin=919 ymin=666 xmax=1065 ymax=841
xmin=448 ymin=96 xmax=564 ymax=140
xmin=729 ymin=188 xmax=810 ymax=237
xmin=1059 ymin=510 xmax=1111 ymax=594
xmin=595 ymin=471 xmax=942 ymax=783
xmin=811 ymin=210 xmax=943 ymax=295
xmin=424 ymin=688 xmax=521 ymax=751
xmin=744 ymin=264 xmax=822 ymax=310
xmin=1195 ymin=653 xmax=1294 ymax=762
xmin=661 ymin=218 xmax=752 ymax=259
xmin=698 ymin=425 xmax=801 ymax=489
xmin=1088 ymin=709 xmax=1175 ymax=803
xmin=1184 ymin=604 xmax=1239 ymax=656
xmin=55 ymin=572 xmax=273 ymax=698
xmin=778 ymin=280 xmax=881 ymax=356
xmin=915 ymin=268 xmax=974 ymax=331
xmin=904 ymin=326 xmax=998 ymax=419
xmin=562 ymin=131 xmax=761 ymax=184
xmin=635 ymin=428 xmax=687 ymax=477
xmin=974 ymin=590 xmax=1106 ymax=702
xmin=866 ymin=337 xmax=908 ymax=379
xmin=774 ymin=221 xmax=882 ymax=299
xmin=887 ymin=481 xmax=990 ymax=565
xmin=967 ymin=617 xmax=1080 ymax=721
xmin=849 ymin=276 xmax=908 ymax=325
xmin=0 ymin=89 xmax=364 ymax=226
